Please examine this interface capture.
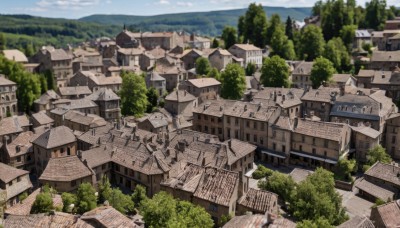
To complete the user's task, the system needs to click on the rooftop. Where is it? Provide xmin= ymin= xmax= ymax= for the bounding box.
xmin=230 ymin=44 xmax=261 ymax=51
xmin=39 ymin=156 xmax=93 ymax=182
xmin=31 ymin=112 xmax=54 ymax=125
xmin=364 ymin=162 xmax=400 ymax=187
xmin=165 ymin=90 xmax=196 ymax=102
xmin=238 ymin=188 xmax=278 ymax=213
xmin=0 ymin=115 xmax=30 ymax=136
xmin=293 ymin=118 xmax=348 ymax=142
xmin=2 ymin=49 xmax=28 ymax=62
xmin=187 ymin=78 xmax=221 ymax=88
xmin=0 ymin=162 xmax=29 ymax=183
xmin=80 ymin=206 xmax=140 ymax=228
xmin=374 ymin=200 xmax=400 ymax=228
xmin=58 ymin=86 xmax=92 ymax=97
xmin=32 ymin=126 xmax=76 ymax=149
xmin=292 ymin=61 xmax=314 ymax=75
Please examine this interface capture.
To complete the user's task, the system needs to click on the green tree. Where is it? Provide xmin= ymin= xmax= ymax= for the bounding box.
xmin=61 ymin=192 xmax=77 ymax=213
xmin=245 ymin=62 xmax=256 ymax=76
xmin=291 ymin=168 xmax=348 ymax=225
xmin=220 ymin=63 xmax=246 ymax=100
xmin=131 ymin=185 xmax=148 ymax=208
xmin=285 ymin=16 xmax=294 ymax=40
xmin=31 ymin=192 xmax=53 ymax=214
xmin=270 ymin=26 xmax=296 ymax=60
xmin=363 ymin=145 xmax=392 ymax=171
xmin=140 ymin=191 xmax=177 ymax=228
xmin=120 ymin=71 xmax=148 ymax=117
xmin=221 ymin=26 xmax=237 ymax=49
xmin=335 ymin=158 xmax=357 ymax=181
xmin=44 ymin=70 xmax=56 ymax=91
xmin=19 ymin=192 xmax=28 ymax=202
xmin=173 ymin=200 xmax=214 ymax=228
xmin=146 ymin=87 xmax=159 ymax=113
xmin=219 ymin=213 xmax=233 ymax=227
xmin=252 ymin=165 xmax=273 ymax=179
xmin=0 ymin=33 xmax=6 ymax=50
xmin=98 ymin=175 xmax=112 ymax=205
xmin=323 ymin=37 xmax=351 ymax=73
xmin=260 ymin=55 xmax=290 ymax=88
xmin=109 ymin=188 xmax=135 ymax=215
xmin=24 ymin=43 xmax=35 ymax=57
xmin=265 ymin=14 xmax=281 ymax=45
xmin=195 ymin=57 xmax=211 ymax=76
xmin=76 ymin=183 xmax=97 ymax=214
xmin=299 ymin=25 xmax=325 ymax=61
xmin=207 ymin=67 xmax=220 ymax=81
xmin=39 ymin=74 xmax=48 ymax=94
xmin=258 ymin=171 xmax=296 ymax=202
xmin=241 ymin=3 xmax=268 ymax=47
xmin=365 ymin=0 xmax=387 ymax=30
xmin=312 ymin=0 xmax=323 ymax=16
xmin=297 ymin=218 xmax=333 ymax=228
xmin=340 ymin=25 xmax=357 ymax=52
xmin=310 ymin=56 xmax=336 ymax=88
xmin=211 ymin=38 xmax=220 ymax=48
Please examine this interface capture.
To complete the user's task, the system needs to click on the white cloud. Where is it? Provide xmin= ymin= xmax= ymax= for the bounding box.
xmin=155 ymin=0 xmax=170 ymax=5
xmin=177 ymin=1 xmax=193 ymax=7
xmin=36 ymin=0 xmax=100 ymax=10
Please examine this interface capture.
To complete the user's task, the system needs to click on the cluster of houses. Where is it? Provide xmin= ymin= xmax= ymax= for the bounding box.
xmin=1 ymin=18 xmax=400 ymax=227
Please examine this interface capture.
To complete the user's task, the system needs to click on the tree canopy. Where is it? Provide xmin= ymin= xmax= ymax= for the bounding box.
xmin=146 ymin=87 xmax=159 ymax=113
xmin=310 ymin=56 xmax=336 ymax=88
xmin=211 ymin=38 xmax=220 ymax=48
xmin=265 ymin=14 xmax=281 ymax=45
xmin=195 ymin=57 xmax=211 ymax=76
xmin=258 ymin=171 xmax=296 ymax=202
xmin=76 ymin=183 xmax=97 ymax=214
xmin=207 ymin=67 xmax=221 ymax=81
xmin=261 ymin=55 xmax=290 ymax=88
xmin=221 ymin=26 xmax=237 ymax=49
xmin=140 ymin=191 xmax=213 ymax=228
xmin=298 ymin=25 xmax=325 ymax=61
xmin=31 ymin=192 xmax=53 ymax=214
xmin=285 ymin=16 xmax=294 ymax=40
xmin=61 ymin=192 xmax=77 ymax=213
xmin=120 ymin=71 xmax=148 ymax=117
xmin=270 ymin=26 xmax=296 ymax=60
xmin=323 ymin=37 xmax=351 ymax=73
xmin=245 ymin=62 xmax=256 ymax=76
xmin=220 ymin=63 xmax=246 ymax=100
xmin=363 ymin=145 xmax=392 ymax=171
xmin=238 ymin=3 xmax=268 ymax=47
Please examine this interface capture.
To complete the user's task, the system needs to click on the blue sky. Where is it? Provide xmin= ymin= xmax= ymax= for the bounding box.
xmin=1 ymin=0 xmax=399 ymax=19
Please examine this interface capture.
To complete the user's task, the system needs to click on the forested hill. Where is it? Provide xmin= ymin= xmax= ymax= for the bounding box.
xmin=79 ymin=7 xmax=312 ymax=36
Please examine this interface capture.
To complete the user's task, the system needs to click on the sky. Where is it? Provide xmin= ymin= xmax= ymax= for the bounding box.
xmin=1 ymin=0 xmax=399 ymax=19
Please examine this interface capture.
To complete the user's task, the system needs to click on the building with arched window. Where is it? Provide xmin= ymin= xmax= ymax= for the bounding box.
xmin=0 ymin=75 xmax=17 ymax=120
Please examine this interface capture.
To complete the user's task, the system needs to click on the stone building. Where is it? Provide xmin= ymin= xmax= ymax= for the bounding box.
xmin=369 ymin=50 xmax=400 ymax=71
xmin=0 ymin=76 xmax=17 ymax=119
xmin=69 ymin=71 xmax=122 ymax=93
xmin=354 ymin=30 xmax=372 ymax=50
xmin=228 ymin=44 xmax=262 ymax=67
xmin=145 ymin=71 xmax=166 ymax=96
xmin=350 ymin=125 xmax=380 ymax=163
xmin=39 ymin=156 xmax=94 ymax=192
xmin=356 ymin=162 xmax=400 ymax=203
xmin=1 ymin=131 xmax=35 ymax=172
xmin=31 ymin=112 xmax=54 ymax=129
xmin=291 ymin=61 xmax=314 ymax=89
xmin=330 ymin=91 xmax=396 ymax=132
xmin=181 ymin=49 xmax=203 ymax=70
xmin=164 ymin=90 xmax=196 ymax=118
xmin=355 ymin=69 xmax=376 ymax=88
xmin=51 ymin=110 xmax=107 ymax=132
xmin=181 ymin=78 xmax=221 ymax=100
xmin=301 ymin=87 xmax=339 ymax=122
xmin=117 ymin=47 xmax=144 ymax=67
xmin=369 ymin=68 xmax=400 ymax=101
xmin=154 ymin=57 xmax=187 ymax=91
xmin=140 ymin=32 xmax=180 ymax=50
xmin=31 ymin=46 xmax=73 ymax=88
xmin=85 ymin=88 xmax=121 ymax=121
xmin=115 ymin=30 xmax=140 ymax=48
xmin=385 ymin=113 xmax=400 ymax=159
xmin=236 ymin=188 xmax=278 ymax=215
xmin=33 ymin=90 xmax=60 ymax=112
xmin=32 ymin=126 xmax=77 ymax=175
xmin=208 ymin=48 xmax=232 ymax=71
xmin=385 ymin=19 xmax=400 ymax=30
xmin=0 ymin=162 xmax=32 ymax=207
xmin=370 ymin=200 xmax=400 ymax=228
xmin=0 ymin=115 xmax=30 ymax=143
xmin=290 ymin=118 xmax=351 ymax=170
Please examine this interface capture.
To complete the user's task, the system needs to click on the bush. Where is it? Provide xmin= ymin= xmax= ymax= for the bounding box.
xmin=19 ymin=192 xmax=28 ymax=202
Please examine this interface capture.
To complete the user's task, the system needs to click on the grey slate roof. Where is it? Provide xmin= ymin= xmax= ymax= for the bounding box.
xmin=86 ymin=88 xmax=120 ymax=101
xmin=58 ymin=86 xmax=92 ymax=97
xmin=32 ymin=126 xmax=76 ymax=149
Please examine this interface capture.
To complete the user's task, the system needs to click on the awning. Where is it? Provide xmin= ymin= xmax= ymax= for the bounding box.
xmin=261 ymin=150 xmax=286 ymax=159
xmin=324 ymin=159 xmax=338 ymax=164
xmin=290 ymin=151 xmax=325 ymax=162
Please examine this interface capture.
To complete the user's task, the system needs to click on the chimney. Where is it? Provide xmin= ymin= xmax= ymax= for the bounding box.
xmin=77 ymin=150 xmax=82 ymax=159
xmin=266 ymin=213 xmax=277 ymax=225
xmin=294 ymin=117 xmax=299 ymax=129
xmin=2 ymin=135 xmax=9 ymax=145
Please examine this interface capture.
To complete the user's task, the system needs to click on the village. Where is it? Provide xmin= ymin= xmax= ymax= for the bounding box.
xmin=0 ymin=2 xmax=400 ymax=227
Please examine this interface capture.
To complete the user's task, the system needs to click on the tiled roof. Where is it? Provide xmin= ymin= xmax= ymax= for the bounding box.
xmin=31 ymin=112 xmax=54 ymax=125
xmin=42 ymin=48 xmax=72 ymax=61
xmin=332 ymin=73 xmax=352 ymax=83
xmin=350 ymin=125 xmax=381 ymax=138
xmin=224 ymin=101 xmax=278 ymax=122
xmin=2 ymin=49 xmax=28 ymax=62
xmin=58 ymin=86 xmax=92 ymax=97
xmin=210 ymin=48 xmax=232 ymax=56
xmin=62 ymin=98 xmax=98 ymax=110
xmin=238 ymin=188 xmax=278 ymax=213
xmin=357 ymin=69 xmax=376 ymax=77
xmin=230 ymin=44 xmax=261 ymax=51
xmin=165 ymin=90 xmax=196 ymax=102
xmin=161 ymin=163 xmax=204 ymax=193
xmin=0 ymin=162 xmax=29 ymax=183
xmin=355 ymin=178 xmax=396 ymax=201
xmin=5 ymin=131 xmax=34 ymax=158
xmin=365 ymin=162 xmax=400 ymax=187
xmin=374 ymin=200 xmax=400 ymax=228
xmin=32 ymin=126 xmax=76 ymax=149
xmin=223 ymin=214 xmax=267 ymax=228
xmin=3 ymin=212 xmax=78 ymax=228
xmin=293 ymin=118 xmax=348 ymax=142
xmin=187 ymin=78 xmax=221 ymax=88
xmin=292 ymin=61 xmax=314 ymax=75
xmin=80 ymin=206 xmax=140 ymax=228
xmin=193 ymin=166 xmax=239 ymax=207
xmin=81 ymin=146 xmax=112 ymax=168
xmin=147 ymin=71 xmax=165 ymax=81
xmin=0 ymin=76 xmax=16 ymax=86
xmin=337 ymin=215 xmax=374 ymax=228
xmin=371 ymin=71 xmax=394 ymax=84
xmin=39 ymin=156 xmax=93 ymax=182
xmin=371 ymin=50 xmax=400 ymax=62
xmin=78 ymin=71 xmax=122 ymax=86
xmin=225 ymin=139 xmax=256 ymax=165
xmin=0 ymin=115 xmax=30 ymax=136
xmin=86 ymin=88 xmax=120 ymax=101
xmin=64 ymin=110 xmax=107 ymax=128
xmin=193 ymin=99 xmax=236 ymax=117
xmin=118 ymin=47 xmax=145 ymax=56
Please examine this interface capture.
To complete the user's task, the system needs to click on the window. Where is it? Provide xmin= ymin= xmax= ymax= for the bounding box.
xmin=392 ymin=136 xmax=396 ymax=144
xmin=227 ymin=128 xmax=231 ymax=138
xmin=67 ymin=147 xmax=71 ymax=156
xmin=235 ymin=130 xmax=239 ymax=139
xmin=260 ymin=138 xmax=264 ymax=145
xmin=204 ymin=115 xmax=208 ymax=120
xmin=235 ymin=118 xmax=239 ymax=126
xmin=197 ymin=114 xmax=201 ymax=120
xmin=218 ymin=118 xmax=222 ymax=123
xmin=246 ymin=134 xmax=250 ymax=141
xmin=282 ymin=145 xmax=286 ymax=152
xmin=324 ymin=151 xmax=327 ymax=156
xmin=102 ymin=164 xmax=106 ymax=170
xmin=209 ymin=203 xmax=218 ymax=212
xmin=61 ymin=148 xmax=64 ymax=154
xmin=253 ymin=122 xmax=257 ymax=129
xmin=16 ymin=156 xmax=21 ymax=162
xmin=302 ymin=136 xmax=305 ymax=143
xmin=218 ymin=128 xmax=222 ymax=134
xmin=299 ymin=145 xmax=303 ymax=152
xmin=246 ymin=121 xmax=250 ymax=127
xmin=324 ymin=140 xmax=328 ymax=147
xmin=211 ymin=117 xmax=214 ymax=122
xmin=71 ymin=180 xmax=76 ymax=187
xmin=17 ymin=177 xmax=21 ymax=182
xmin=261 ymin=123 xmax=264 ymax=131
xmin=312 ymin=138 xmax=316 ymax=145
xmin=204 ymin=126 xmax=209 ymax=132
xmin=312 ymin=148 xmax=316 ymax=154
xmin=273 ymin=143 xmax=276 ymax=151
xmin=211 ymin=128 xmax=215 ymax=134
xmin=254 ymin=135 xmax=257 ymax=142
xmin=272 ymin=130 xmax=276 ymax=138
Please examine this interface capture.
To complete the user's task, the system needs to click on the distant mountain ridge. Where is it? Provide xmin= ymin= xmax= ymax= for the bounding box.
xmin=79 ymin=6 xmax=312 ymax=36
